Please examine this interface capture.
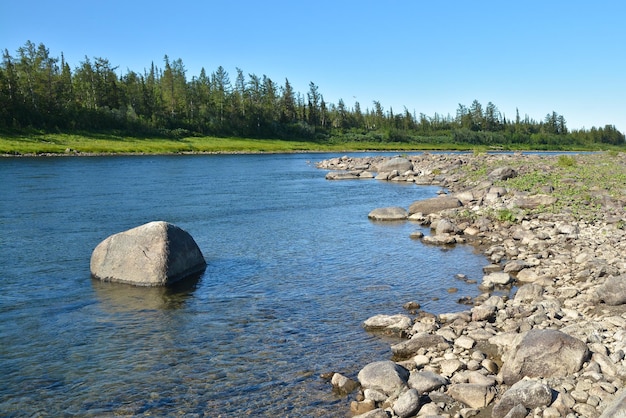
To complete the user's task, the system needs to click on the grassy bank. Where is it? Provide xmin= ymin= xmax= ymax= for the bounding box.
xmin=452 ymin=151 xmax=626 ymax=223
xmin=0 ymin=131 xmax=621 ymax=156
xmin=0 ymin=133 xmax=458 ymax=155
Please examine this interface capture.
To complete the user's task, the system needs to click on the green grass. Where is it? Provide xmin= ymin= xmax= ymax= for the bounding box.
xmin=455 ymin=151 xmax=626 ymax=222
xmin=2 ymin=130 xmax=622 ymax=156
xmin=0 ymin=132 xmax=483 ymax=155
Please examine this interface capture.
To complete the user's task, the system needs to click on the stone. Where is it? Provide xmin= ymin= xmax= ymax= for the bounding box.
xmin=595 ymin=274 xmax=626 ymax=305
xmin=599 ymin=389 xmax=626 ymax=418
xmin=513 ymin=283 xmax=544 ymax=303
xmin=352 ymin=408 xmax=389 ymax=418
xmin=488 ymin=166 xmax=517 ymax=181
xmin=403 ymin=301 xmax=420 ymax=311
xmin=363 ymin=314 xmax=412 ymax=333
xmin=408 ymin=370 xmax=448 ymax=393
xmin=409 ymin=231 xmax=424 ymax=239
xmin=435 ymin=218 xmax=457 ymax=235
xmin=357 ymin=361 xmax=409 ymax=395
xmin=501 ymin=329 xmax=589 ymax=385
xmin=466 ymin=371 xmax=496 ymax=386
xmin=447 ymin=383 xmax=496 ymax=408
xmin=592 ymin=352 xmax=618 ymax=377
xmin=375 ymin=157 xmax=413 ymax=173
xmin=368 ymin=206 xmax=408 ymax=221
xmin=491 ymin=379 xmax=553 ymax=418
xmin=408 ymin=196 xmax=463 ymax=215
xmin=392 ymin=388 xmax=420 ymax=418
xmin=502 ymin=260 xmax=530 ymax=273
xmin=363 ymin=388 xmax=387 ymax=402
xmin=350 ymin=399 xmax=376 ymax=415
xmin=513 ymin=194 xmax=558 ymax=209
xmin=419 ymin=403 xmax=445 ymax=416
xmin=391 ymin=333 xmax=451 ymax=360
xmin=516 ymin=268 xmax=540 ymax=283
xmin=500 ymin=403 xmax=527 ymax=418
xmin=422 ymin=234 xmax=457 ymax=245
xmin=90 ymin=221 xmax=206 ymax=286
xmin=440 ymin=359 xmax=464 ymax=376
xmin=482 ymin=272 xmax=513 ymax=287
xmin=471 ymin=304 xmax=497 ymax=322
xmin=455 ymin=335 xmax=476 ymax=350
xmin=331 ymin=372 xmax=359 ymax=394
xmin=325 ymin=171 xmax=360 ymax=180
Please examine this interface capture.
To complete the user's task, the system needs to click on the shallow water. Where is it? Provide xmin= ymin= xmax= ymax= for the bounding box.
xmin=0 ymin=153 xmax=487 ymax=416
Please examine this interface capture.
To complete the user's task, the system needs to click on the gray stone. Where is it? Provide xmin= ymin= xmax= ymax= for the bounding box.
xmin=358 ymin=361 xmax=409 ymax=395
xmin=331 ymin=373 xmax=359 ymax=394
xmin=492 ymin=379 xmax=553 ymax=418
xmin=471 ymin=304 xmax=497 ymax=322
xmin=368 ymin=206 xmax=408 ymax=221
xmin=90 ymin=221 xmax=206 ymax=286
xmin=599 ymin=389 xmax=626 ymax=418
xmin=435 ymin=218 xmax=457 ymax=235
xmin=503 ymin=260 xmax=531 ymax=273
xmin=408 ymin=196 xmax=463 ymax=215
xmin=513 ymin=283 xmax=544 ymax=303
xmin=363 ymin=388 xmax=387 ymax=402
xmin=352 ymin=408 xmax=389 ymax=418
xmin=408 ymin=370 xmax=448 ymax=393
xmin=447 ymin=383 xmax=496 ymax=408
xmin=513 ymin=194 xmax=558 ymax=209
xmin=596 ymin=274 xmax=626 ymax=305
xmin=482 ymin=272 xmax=513 ymax=287
xmin=393 ymin=388 xmax=420 ymax=418
xmin=455 ymin=335 xmax=476 ymax=350
xmin=516 ymin=268 xmax=540 ymax=283
xmin=501 ymin=329 xmax=589 ymax=385
xmin=488 ymin=166 xmax=518 ymax=181
xmin=391 ymin=333 xmax=451 ymax=360
xmin=363 ymin=314 xmax=412 ymax=332
xmin=500 ymin=403 xmax=527 ymax=418
xmin=376 ymin=157 xmax=413 ymax=173
xmin=422 ymin=234 xmax=457 ymax=245
xmin=325 ymin=171 xmax=360 ymax=180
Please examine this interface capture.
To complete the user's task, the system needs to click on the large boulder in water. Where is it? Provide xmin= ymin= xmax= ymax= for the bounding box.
xmin=90 ymin=221 xmax=206 ymax=286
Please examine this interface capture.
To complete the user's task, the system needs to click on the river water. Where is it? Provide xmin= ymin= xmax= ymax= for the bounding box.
xmin=0 ymin=153 xmax=487 ymax=417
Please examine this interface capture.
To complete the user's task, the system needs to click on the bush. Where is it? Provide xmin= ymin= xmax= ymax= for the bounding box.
xmin=557 ymin=155 xmax=576 ymax=167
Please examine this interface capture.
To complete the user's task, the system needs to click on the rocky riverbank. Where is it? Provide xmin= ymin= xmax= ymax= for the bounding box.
xmin=317 ymin=152 xmax=626 ymax=418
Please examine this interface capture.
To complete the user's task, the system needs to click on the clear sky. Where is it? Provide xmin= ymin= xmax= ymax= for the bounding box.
xmin=2 ymin=0 xmax=624 ymax=132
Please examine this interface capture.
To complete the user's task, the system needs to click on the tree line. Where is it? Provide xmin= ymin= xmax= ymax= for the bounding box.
xmin=1 ymin=41 xmax=624 ymax=147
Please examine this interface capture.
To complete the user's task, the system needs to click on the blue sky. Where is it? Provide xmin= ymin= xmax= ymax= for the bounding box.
xmin=2 ymin=0 xmax=624 ymax=132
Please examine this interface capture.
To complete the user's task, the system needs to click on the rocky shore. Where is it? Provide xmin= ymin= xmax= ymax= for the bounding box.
xmin=317 ymin=152 xmax=626 ymax=418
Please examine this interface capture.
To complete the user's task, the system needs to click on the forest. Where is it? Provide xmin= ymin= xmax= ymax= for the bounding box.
xmin=1 ymin=41 xmax=624 ymax=149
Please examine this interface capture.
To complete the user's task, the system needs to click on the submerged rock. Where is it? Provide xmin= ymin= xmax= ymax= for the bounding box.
xmin=90 ymin=221 xmax=206 ymax=286
xmin=368 ymin=206 xmax=408 ymax=221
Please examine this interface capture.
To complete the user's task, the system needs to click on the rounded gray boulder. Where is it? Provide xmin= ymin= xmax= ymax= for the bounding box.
xmin=90 ymin=221 xmax=206 ymax=286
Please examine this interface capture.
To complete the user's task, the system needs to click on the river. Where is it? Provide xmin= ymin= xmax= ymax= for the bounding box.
xmin=0 ymin=153 xmax=487 ymax=416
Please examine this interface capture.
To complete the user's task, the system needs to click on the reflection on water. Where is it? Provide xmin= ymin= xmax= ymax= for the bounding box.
xmin=0 ymin=153 xmax=488 ymax=416
xmin=91 ymin=275 xmax=201 ymax=312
